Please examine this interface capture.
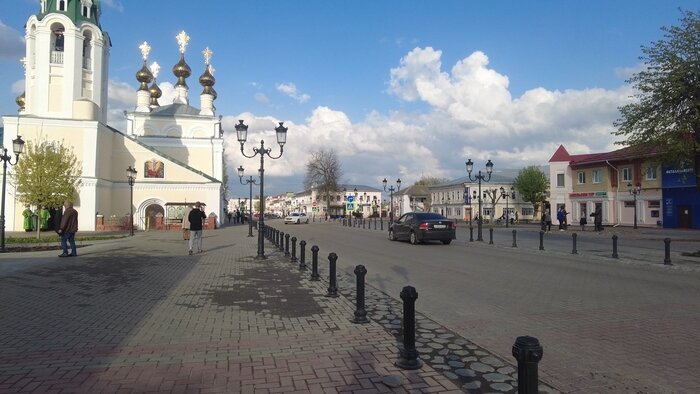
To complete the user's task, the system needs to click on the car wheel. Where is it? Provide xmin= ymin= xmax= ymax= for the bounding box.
xmin=388 ymin=230 xmax=396 ymax=241
xmin=442 ymin=239 xmax=452 ymax=245
xmin=410 ymin=231 xmax=419 ymax=245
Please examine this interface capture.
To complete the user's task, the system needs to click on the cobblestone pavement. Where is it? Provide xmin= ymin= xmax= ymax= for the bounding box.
xmin=0 ymin=224 xmax=559 ymax=393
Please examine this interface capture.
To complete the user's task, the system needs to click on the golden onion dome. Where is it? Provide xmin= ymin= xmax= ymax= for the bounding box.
xmin=199 ymin=66 xmax=215 ymax=87
xmin=149 ymin=80 xmax=162 ymax=107
xmin=172 ymin=54 xmax=191 ymax=87
xmin=136 ymin=61 xmax=153 ymax=91
xmin=15 ymin=91 xmax=25 ymax=111
xmin=149 ymin=80 xmax=162 ymax=99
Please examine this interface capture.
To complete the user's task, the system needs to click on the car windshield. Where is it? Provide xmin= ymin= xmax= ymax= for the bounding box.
xmin=414 ymin=213 xmax=447 ymax=221
xmin=290 ymin=213 xmax=299 ymax=216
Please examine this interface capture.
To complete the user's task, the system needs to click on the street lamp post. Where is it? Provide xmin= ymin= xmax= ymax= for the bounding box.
xmin=1 ymin=136 xmax=26 ymax=251
xmin=382 ymin=178 xmax=401 ymax=222
xmin=628 ymin=182 xmax=641 ymax=229
xmin=500 ymin=186 xmax=515 ymax=228
xmin=236 ymin=120 xmax=288 ymax=259
xmin=466 ymin=159 xmax=493 ymax=241
xmin=126 ymin=166 xmax=137 ymax=236
xmin=238 ymin=165 xmax=260 ymax=237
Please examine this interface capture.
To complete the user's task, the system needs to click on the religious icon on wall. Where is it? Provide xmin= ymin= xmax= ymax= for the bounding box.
xmin=144 ymin=159 xmax=164 ymax=178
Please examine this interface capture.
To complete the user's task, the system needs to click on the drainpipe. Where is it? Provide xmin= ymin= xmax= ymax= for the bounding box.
xmin=605 ymin=160 xmax=620 ymax=226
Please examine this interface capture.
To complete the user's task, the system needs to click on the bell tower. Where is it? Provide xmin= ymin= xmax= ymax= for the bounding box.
xmin=21 ymin=0 xmax=110 ymax=122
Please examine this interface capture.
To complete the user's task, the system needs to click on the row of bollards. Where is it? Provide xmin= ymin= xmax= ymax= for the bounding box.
xmin=266 ymin=225 xmax=544 ymax=391
xmin=481 ymin=229 xmax=674 ymax=265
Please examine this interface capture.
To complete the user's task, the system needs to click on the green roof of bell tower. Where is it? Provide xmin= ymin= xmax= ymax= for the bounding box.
xmin=36 ymin=0 xmax=102 ymax=28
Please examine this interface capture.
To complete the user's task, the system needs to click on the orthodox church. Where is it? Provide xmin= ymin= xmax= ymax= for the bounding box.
xmin=2 ymin=0 xmax=226 ymax=232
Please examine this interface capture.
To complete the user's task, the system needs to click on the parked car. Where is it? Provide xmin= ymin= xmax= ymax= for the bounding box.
xmin=284 ymin=212 xmax=309 ymax=224
xmin=388 ymin=212 xmax=456 ymax=245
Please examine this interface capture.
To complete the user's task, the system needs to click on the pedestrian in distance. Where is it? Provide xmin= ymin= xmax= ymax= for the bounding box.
xmin=188 ymin=202 xmax=207 ymax=255
xmin=58 ymin=200 xmax=78 ymax=257
xmin=580 ymin=216 xmax=587 ymax=231
xmin=590 ymin=205 xmax=603 ymax=232
xmin=544 ymin=209 xmax=552 ymax=232
xmin=182 ymin=204 xmax=192 ymax=240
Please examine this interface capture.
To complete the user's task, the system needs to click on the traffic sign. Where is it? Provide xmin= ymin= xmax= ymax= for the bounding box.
xmin=312 ymin=201 xmax=317 ymax=206
xmin=347 ymin=196 xmax=354 ymax=203
xmin=346 ymin=203 xmax=355 ymax=211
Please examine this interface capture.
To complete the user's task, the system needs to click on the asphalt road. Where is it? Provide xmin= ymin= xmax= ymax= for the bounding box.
xmin=272 ymin=219 xmax=700 ymax=393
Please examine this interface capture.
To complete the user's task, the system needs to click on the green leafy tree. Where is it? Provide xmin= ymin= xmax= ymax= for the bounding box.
xmin=613 ymin=9 xmax=700 ymax=187
xmin=12 ymin=141 xmax=82 ymax=238
xmin=513 ymin=166 xmax=548 ymax=217
xmin=413 ymin=176 xmax=448 ymax=186
xmin=303 ymin=149 xmax=343 ymax=216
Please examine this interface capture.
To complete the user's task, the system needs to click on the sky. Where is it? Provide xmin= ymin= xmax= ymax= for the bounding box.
xmin=1 ymin=0 xmax=698 ymax=198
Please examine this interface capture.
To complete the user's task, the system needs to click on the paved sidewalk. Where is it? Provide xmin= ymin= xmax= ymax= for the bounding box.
xmin=0 ymin=225 xmax=469 ymax=393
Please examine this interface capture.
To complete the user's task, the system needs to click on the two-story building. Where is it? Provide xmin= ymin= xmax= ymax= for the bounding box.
xmin=428 ymin=175 xmax=535 ymax=223
xmin=286 ymin=184 xmax=382 ymax=218
xmin=549 ymin=145 xmax=663 ymax=227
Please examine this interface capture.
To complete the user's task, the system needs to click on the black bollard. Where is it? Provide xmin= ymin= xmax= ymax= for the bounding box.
xmin=326 ymin=253 xmax=339 ymax=297
xmin=310 ymin=245 xmax=320 ymax=281
xmin=612 ymin=234 xmax=618 ymax=258
xmin=353 ymin=265 xmax=369 ymax=324
xmin=374 ymin=218 xmax=377 ymax=230
xmin=572 ymin=233 xmax=578 ymax=254
xmin=381 ymin=218 xmax=384 ymax=231
xmin=299 ymin=240 xmax=307 ymax=270
xmin=539 ymin=231 xmax=545 ymax=250
xmin=664 ymin=238 xmax=672 ymax=265
xmin=290 ymin=236 xmax=297 ymax=263
xmin=395 ymin=286 xmax=422 ymax=370
xmin=489 ymin=228 xmax=494 ymax=245
xmin=362 ymin=219 xmax=365 ymax=229
xmin=279 ymin=231 xmax=285 ymax=252
xmin=512 ymin=229 xmax=517 ymax=248
xmin=512 ymin=336 xmax=543 ymax=394
xmin=470 ymin=225 xmax=474 ymax=242
xmin=284 ymin=233 xmax=290 ymax=256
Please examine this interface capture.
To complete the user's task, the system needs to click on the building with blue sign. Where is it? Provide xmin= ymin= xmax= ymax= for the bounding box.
xmin=662 ymin=166 xmax=698 ymax=229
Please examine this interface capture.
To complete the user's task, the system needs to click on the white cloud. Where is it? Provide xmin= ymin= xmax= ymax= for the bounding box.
xmin=276 ymin=82 xmax=310 ymax=103
xmin=254 ymin=92 xmax=269 ymax=103
xmin=11 ymin=79 xmax=24 ymax=95
xmin=0 ymin=19 xmax=25 ymax=60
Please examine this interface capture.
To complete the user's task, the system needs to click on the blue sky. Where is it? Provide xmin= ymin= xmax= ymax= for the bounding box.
xmin=1 ymin=0 xmax=697 ymax=197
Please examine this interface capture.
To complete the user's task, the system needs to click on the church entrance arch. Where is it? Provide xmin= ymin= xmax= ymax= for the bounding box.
xmin=137 ymin=198 xmax=165 ymax=231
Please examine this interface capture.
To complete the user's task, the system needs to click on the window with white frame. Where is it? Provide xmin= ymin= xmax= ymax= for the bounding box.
xmin=556 ymin=173 xmax=565 ymax=187
xmin=622 ymin=167 xmax=632 ymax=182
xmin=645 ymin=166 xmax=657 ymax=180
xmin=593 ymin=169 xmax=601 ymax=183
xmin=577 ymin=171 xmax=586 ymax=184
xmin=522 ymin=207 xmax=533 ymax=216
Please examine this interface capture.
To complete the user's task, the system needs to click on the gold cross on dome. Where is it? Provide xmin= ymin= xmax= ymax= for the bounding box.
xmin=176 ymin=31 xmax=190 ymax=54
xmin=202 ymin=47 xmax=213 ymax=65
xmin=139 ymin=41 xmax=151 ymax=61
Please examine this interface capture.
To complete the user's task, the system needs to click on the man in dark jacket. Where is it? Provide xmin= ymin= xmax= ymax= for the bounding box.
xmin=188 ymin=202 xmax=207 ymax=255
xmin=58 ymin=200 xmax=78 ymax=257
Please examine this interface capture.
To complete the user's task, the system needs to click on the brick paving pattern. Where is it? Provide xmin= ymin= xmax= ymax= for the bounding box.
xmin=0 ymin=225 xmax=469 ymax=393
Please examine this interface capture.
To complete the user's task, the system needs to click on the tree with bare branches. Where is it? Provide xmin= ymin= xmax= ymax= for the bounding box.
xmin=304 ymin=149 xmax=343 ymax=218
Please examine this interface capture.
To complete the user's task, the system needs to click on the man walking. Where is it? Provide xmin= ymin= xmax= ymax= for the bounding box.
xmin=58 ymin=201 xmax=78 ymax=257
xmin=188 ymin=202 xmax=206 ymax=255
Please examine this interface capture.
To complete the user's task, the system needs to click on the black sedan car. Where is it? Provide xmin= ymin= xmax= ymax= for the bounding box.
xmin=388 ymin=212 xmax=456 ymax=245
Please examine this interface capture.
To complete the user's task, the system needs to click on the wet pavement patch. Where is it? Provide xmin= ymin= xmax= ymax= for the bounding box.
xmin=204 ymin=263 xmax=324 ymax=318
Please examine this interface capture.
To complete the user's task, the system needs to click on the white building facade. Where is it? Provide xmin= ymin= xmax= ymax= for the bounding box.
xmin=2 ymin=2 xmax=226 ymax=231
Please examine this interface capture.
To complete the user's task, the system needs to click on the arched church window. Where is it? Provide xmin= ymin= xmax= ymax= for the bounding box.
xmin=58 ymin=0 xmax=66 ymax=11
xmin=82 ymin=31 xmax=92 ymax=69
xmin=51 ymin=24 xmax=65 ymax=64
xmin=81 ymin=0 xmax=93 ymax=18
xmin=54 ymin=29 xmax=64 ymax=51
